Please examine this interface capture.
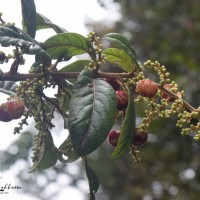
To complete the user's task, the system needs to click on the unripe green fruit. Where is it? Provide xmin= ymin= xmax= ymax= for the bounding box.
xmin=0 ymin=98 xmax=25 ymax=122
xmin=136 ymin=79 xmax=158 ymax=98
xmin=116 ymin=90 xmax=128 ymax=111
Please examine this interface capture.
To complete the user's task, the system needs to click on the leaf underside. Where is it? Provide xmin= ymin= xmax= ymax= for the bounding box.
xmin=0 ymin=80 xmax=18 ymax=96
xmin=111 ymin=88 xmax=136 ymax=158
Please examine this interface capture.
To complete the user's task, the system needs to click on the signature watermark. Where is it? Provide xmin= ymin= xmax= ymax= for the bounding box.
xmin=0 ymin=176 xmax=22 ymax=195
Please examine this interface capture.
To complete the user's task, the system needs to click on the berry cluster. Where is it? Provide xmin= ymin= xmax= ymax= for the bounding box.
xmin=132 ymin=60 xmax=200 ymax=140
xmin=108 ymin=129 xmax=148 ymax=148
xmin=102 ymin=58 xmax=200 ymax=162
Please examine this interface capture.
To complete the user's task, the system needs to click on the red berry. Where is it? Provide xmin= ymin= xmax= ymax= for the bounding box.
xmin=6 ymin=98 xmax=25 ymax=119
xmin=0 ymin=106 xmax=12 ymax=122
xmin=136 ymin=79 xmax=158 ymax=98
xmin=0 ymin=51 xmax=6 ymax=63
xmin=0 ymin=98 xmax=25 ymax=122
xmin=132 ymin=129 xmax=148 ymax=147
xmin=116 ymin=90 xmax=128 ymax=111
xmin=161 ymin=84 xmax=175 ymax=102
xmin=104 ymin=78 xmax=120 ymax=90
xmin=108 ymin=130 xmax=120 ymax=147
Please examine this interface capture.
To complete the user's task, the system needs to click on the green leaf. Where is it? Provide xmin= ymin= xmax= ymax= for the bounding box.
xmin=58 ymin=137 xmax=80 ymax=163
xmin=60 ymin=60 xmax=92 ymax=72
xmin=29 ymin=131 xmax=58 ymax=172
xmin=57 ymin=89 xmax=70 ymax=112
xmin=84 ymin=157 xmax=99 ymax=200
xmin=103 ymin=33 xmax=140 ymax=70
xmin=60 ymin=60 xmax=92 ymax=83
xmin=21 ymin=0 xmax=36 ymax=38
xmin=69 ymin=69 xmax=117 ymax=156
xmin=36 ymin=13 xmax=68 ymax=33
xmin=44 ymin=33 xmax=96 ymax=60
xmin=103 ymin=48 xmax=134 ymax=72
xmin=0 ymin=80 xmax=17 ymax=96
xmin=111 ymin=88 xmax=136 ymax=158
xmin=0 ymin=26 xmax=50 ymax=59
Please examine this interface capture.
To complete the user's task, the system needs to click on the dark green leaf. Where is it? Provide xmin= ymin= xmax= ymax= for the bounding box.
xmin=29 ymin=131 xmax=58 ymax=172
xmin=60 ymin=60 xmax=92 ymax=83
xmin=44 ymin=33 xmax=95 ymax=60
xmin=0 ymin=26 xmax=21 ymax=38
xmin=103 ymin=48 xmax=134 ymax=72
xmin=58 ymin=137 xmax=80 ymax=163
xmin=0 ymin=80 xmax=17 ymax=96
xmin=69 ymin=69 xmax=117 ymax=156
xmin=36 ymin=13 xmax=68 ymax=33
xmin=103 ymin=33 xmax=140 ymax=70
xmin=111 ymin=88 xmax=136 ymax=158
xmin=57 ymin=89 xmax=70 ymax=112
xmin=60 ymin=60 xmax=92 ymax=72
xmin=0 ymin=26 xmax=50 ymax=59
xmin=21 ymin=0 xmax=36 ymax=38
xmin=56 ymin=79 xmax=73 ymax=112
xmin=84 ymin=157 xmax=99 ymax=200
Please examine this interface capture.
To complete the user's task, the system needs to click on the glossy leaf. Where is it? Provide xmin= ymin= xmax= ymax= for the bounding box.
xmin=58 ymin=137 xmax=80 ymax=163
xmin=103 ymin=48 xmax=134 ymax=72
xmin=69 ymin=69 xmax=117 ymax=156
xmin=0 ymin=80 xmax=17 ymax=96
xmin=60 ymin=60 xmax=92 ymax=83
xmin=0 ymin=26 xmax=49 ymax=58
xmin=21 ymin=0 xmax=36 ymax=38
xmin=60 ymin=60 xmax=92 ymax=73
xmin=103 ymin=33 xmax=140 ymax=70
xmin=29 ymin=131 xmax=58 ymax=172
xmin=111 ymin=88 xmax=136 ymax=158
xmin=44 ymin=33 xmax=95 ymax=60
xmin=84 ymin=157 xmax=99 ymax=200
xmin=36 ymin=13 xmax=68 ymax=33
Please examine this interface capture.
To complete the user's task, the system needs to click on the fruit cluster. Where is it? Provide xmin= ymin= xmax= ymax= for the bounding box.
xmin=108 ymin=129 xmax=148 ymax=148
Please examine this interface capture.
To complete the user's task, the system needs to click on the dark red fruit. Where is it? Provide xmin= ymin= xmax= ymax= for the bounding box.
xmin=108 ymin=130 xmax=120 ymax=147
xmin=161 ymin=84 xmax=176 ymax=102
xmin=6 ymin=98 xmax=25 ymax=119
xmin=104 ymin=78 xmax=120 ymax=90
xmin=132 ymin=129 xmax=148 ymax=147
xmin=0 ymin=106 xmax=12 ymax=122
xmin=116 ymin=90 xmax=128 ymax=111
xmin=136 ymin=79 xmax=158 ymax=98
xmin=0 ymin=51 xmax=6 ymax=63
xmin=0 ymin=98 xmax=25 ymax=122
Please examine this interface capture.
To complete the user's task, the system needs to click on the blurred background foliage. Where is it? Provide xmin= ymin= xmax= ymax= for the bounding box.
xmin=1 ymin=0 xmax=200 ymax=199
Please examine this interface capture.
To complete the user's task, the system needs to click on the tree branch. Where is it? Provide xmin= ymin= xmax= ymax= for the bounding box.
xmin=0 ymin=70 xmax=135 ymax=82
